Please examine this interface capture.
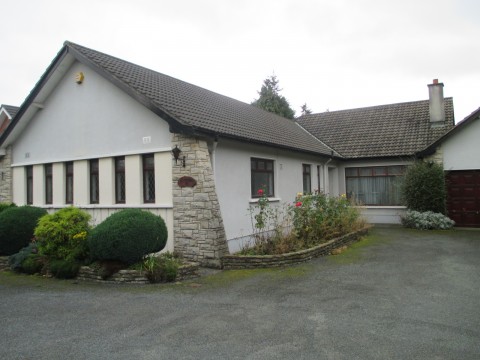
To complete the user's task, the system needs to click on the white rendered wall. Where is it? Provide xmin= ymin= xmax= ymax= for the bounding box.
xmin=12 ymin=61 xmax=172 ymax=166
xmin=442 ymin=118 xmax=480 ymax=170
xmin=9 ymin=59 xmax=175 ymax=252
xmin=213 ymin=138 xmax=335 ymax=251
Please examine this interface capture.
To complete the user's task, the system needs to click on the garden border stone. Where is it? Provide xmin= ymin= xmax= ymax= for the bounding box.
xmin=76 ymin=261 xmax=200 ymax=284
xmin=222 ymin=227 xmax=370 ymax=270
xmin=0 ymin=256 xmax=8 ymax=271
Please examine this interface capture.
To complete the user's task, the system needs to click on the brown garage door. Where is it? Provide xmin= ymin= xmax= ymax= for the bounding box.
xmin=446 ymin=170 xmax=480 ymax=227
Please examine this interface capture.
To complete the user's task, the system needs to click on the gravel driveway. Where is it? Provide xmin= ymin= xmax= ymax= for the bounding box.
xmin=1 ymin=226 xmax=479 ymax=360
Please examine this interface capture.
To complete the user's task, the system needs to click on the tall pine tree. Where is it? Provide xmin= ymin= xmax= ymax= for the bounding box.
xmin=251 ymin=75 xmax=295 ymax=119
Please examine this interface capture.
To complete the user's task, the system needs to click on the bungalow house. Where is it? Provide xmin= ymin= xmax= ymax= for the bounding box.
xmin=296 ymin=81 xmax=455 ymax=224
xmin=0 ymin=41 xmax=474 ymax=266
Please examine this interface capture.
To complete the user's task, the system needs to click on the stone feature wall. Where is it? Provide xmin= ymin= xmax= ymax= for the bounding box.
xmin=222 ymin=227 xmax=370 ymax=269
xmin=172 ymin=134 xmax=228 ymax=268
xmin=0 ymin=146 xmax=13 ymax=203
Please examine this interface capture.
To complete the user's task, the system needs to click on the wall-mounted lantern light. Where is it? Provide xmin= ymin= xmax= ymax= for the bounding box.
xmin=172 ymin=145 xmax=186 ymax=167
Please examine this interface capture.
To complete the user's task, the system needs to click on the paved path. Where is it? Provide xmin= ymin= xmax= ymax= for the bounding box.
xmin=1 ymin=226 xmax=479 ymax=359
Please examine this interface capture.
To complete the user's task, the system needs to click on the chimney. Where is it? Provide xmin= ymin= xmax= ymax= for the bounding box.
xmin=427 ymin=79 xmax=445 ymax=123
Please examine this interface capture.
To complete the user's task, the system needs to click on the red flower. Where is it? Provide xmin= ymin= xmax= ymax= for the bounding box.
xmin=295 ymin=201 xmax=302 ymax=207
xmin=257 ymin=189 xmax=264 ymax=196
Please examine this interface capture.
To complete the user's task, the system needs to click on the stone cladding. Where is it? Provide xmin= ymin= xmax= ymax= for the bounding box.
xmin=0 ymin=146 xmax=12 ymax=203
xmin=171 ymin=134 xmax=228 ymax=268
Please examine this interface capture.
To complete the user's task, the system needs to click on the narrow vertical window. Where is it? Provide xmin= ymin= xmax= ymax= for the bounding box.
xmin=90 ymin=159 xmax=99 ymax=204
xmin=45 ymin=164 xmax=53 ymax=204
xmin=143 ymin=154 xmax=155 ymax=203
xmin=115 ymin=157 xmax=126 ymax=204
xmin=303 ymin=164 xmax=311 ymax=194
xmin=317 ymin=165 xmax=321 ymax=193
xmin=65 ymin=162 xmax=74 ymax=204
xmin=26 ymin=166 xmax=33 ymax=205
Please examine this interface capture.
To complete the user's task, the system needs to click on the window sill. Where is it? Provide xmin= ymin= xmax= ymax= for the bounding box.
xmin=249 ymin=197 xmax=281 ymax=204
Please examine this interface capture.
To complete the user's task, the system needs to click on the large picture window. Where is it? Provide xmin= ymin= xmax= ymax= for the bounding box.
xmin=303 ymin=164 xmax=311 ymax=194
xmin=45 ymin=164 xmax=52 ymax=204
xmin=251 ymin=158 xmax=274 ymax=197
xmin=143 ymin=154 xmax=155 ymax=203
xmin=346 ymin=166 xmax=406 ymax=206
xmin=115 ymin=157 xmax=126 ymax=204
xmin=90 ymin=159 xmax=99 ymax=204
xmin=26 ymin=166 xmax=33 ymax=205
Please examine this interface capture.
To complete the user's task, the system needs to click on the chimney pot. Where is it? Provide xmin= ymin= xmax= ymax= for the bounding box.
xmin=433 ymin=79 xmax=438 ymax=85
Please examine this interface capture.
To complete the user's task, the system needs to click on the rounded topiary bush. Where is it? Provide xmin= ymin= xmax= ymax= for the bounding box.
xmin=0 ymin=206 xmax=47 ymax=256
xmin=88 ymin=209 xmax=168 ymax=265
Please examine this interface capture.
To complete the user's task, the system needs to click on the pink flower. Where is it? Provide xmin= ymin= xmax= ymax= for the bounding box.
xmin=257 ymin=189 xmax=264 ymax=196
xmin=295 ymin=201 xmax=302 ymax=207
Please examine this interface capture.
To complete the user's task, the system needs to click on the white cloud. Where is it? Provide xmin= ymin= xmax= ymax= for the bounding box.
xmin=0 ymin=0 xmax=478 ymax=121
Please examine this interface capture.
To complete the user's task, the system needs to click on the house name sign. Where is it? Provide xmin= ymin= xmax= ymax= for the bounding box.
xmin=177 ymin=176 xmax=197 ymax=188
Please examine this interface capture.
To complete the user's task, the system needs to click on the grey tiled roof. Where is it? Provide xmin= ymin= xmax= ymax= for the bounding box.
xmin=296 ymin=99 xmax=455 ymax=159
xmin=1 ymin=104 xmax=19 ymax=118
xmin=66 ymin=42 xmax=334 ymax=157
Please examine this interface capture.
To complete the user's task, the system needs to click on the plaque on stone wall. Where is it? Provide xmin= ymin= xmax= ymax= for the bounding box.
xmin=178 ymin=176 xmax=197 ymax=188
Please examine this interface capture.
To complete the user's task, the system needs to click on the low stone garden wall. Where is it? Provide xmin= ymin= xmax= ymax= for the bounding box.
xmin=76 ymin=262 xmax=200 ymax=284
xmin=222 ymin=227 xmax=370 ymax=270
xmin=0 ymin=256 xmax=9 ymax=271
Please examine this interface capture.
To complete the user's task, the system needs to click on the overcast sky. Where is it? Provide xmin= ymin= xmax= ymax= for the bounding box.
xmin=1 ymin=0 xmax=479 ymax=122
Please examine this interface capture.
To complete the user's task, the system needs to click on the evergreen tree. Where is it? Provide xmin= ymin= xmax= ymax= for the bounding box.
xmin=251 ymin=75 xmax=295 ymax=119
xmin=300 ymin=103 xmax=312 ymax=116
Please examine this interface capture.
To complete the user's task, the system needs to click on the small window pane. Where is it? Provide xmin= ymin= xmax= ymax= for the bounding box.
xmin=359 ymin=168 xmax=372 ymax=176
xmin=388 ymin=166 xmax=404 ymax=175
xmin=345 ymin=168 xmax=357 ymax=177
xmin=374 ymin=167 xmax=387 ymax=176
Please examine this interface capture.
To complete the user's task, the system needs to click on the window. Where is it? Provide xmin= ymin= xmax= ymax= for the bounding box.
xmin=65 ymin=162 xmax=74 ymax=204
xmin=45 ymin=164 xmax=52 ymax=204
xmin=90 ymin=159 xmax=99 ymax=204
xmin=251 ymin=158 xmax=274 ymax=197
xmin=303 ymin=164 xmax=311 ymax=194
xmin=346 ymin=166 xmax=406 ymax=206
xmin=143 ymin=154 xmax=155 ymax=203
xmin=115 ymin=157 xmax=126 ymax=204
xmin=26 ymin=166 xmax=33 ymax=205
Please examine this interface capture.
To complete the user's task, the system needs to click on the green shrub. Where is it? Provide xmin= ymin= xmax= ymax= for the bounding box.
xmin=401 ymin=210 xmax=455 ymax=230
xmin=9 ymin=243 xmax=38 ymax=272
xmin=88 ymin=209 xmax=168 ymax=265
xmin=0 ymin=206 xmax=47 ymax=256
xmin=292 ymin=193 xmax=364 ymax=246
xmin=143 ymin=253 xmax=180 ymax=283
xmin=35 ymin=207 xmax=91 ymax=262
xmin=21 ymin=254 xmax=44 ymax=274
xmin=0 ymin=202 xmax=16 ymax=214
xmin=49 ymin=258 xmax=80 ymax=279
xmin=402 ymin=161 xmax=446 ymax=214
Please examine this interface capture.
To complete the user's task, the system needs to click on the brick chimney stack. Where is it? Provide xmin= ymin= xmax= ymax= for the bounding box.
xmin=428 ymin=79 xmax=445 ymax=124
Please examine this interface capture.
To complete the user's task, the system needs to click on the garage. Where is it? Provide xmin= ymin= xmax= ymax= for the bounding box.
xmin=446 ymin=170 xmax=480 ymax=227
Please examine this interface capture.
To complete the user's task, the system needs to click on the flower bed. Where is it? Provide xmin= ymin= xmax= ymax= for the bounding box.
xmin=222 ymin=227 xmax=370 ymax=270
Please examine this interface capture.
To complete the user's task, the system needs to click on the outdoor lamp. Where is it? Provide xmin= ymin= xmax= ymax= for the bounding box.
xmin=172 ymin=145 xmax=186 ymax=167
